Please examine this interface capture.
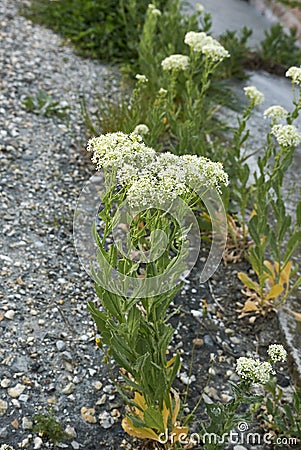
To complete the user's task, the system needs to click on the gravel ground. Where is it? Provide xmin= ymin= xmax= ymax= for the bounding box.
xmin=0 ymin=1 xmax=125 ymax=448
xmin=0 ymin=2 xmax=300 ymax=450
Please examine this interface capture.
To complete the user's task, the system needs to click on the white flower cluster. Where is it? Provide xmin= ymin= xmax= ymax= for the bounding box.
xmin=87 ymin=132 xmax=155 ymax=171
xmin=267 ymin=344 xmax=287 ymax=364
xmin=124 ymin=152 xmax=228 ymax=208
xmin=184 ymin=31 xmax=209 ymax=52
xmin=263 ymin=105 xmax=288 ymax=122
xmin=271 ymin=124 xmax=301 ymax=147
xmin=184 ymin=31 xmax=230 ymax=62
xmin=202 ymin=42 xmax=230 ymax=62
xmin=133 ymin=124 xmax=150 ymax=136
xmin=88 ymin=133 xmax=229 ymax=208
xmin=236 ymin=357 xmax=273 ymax=384
xmin=148 ymin=3 xmax=161 ymax=16
xmin=161 ymin=54 xmax=190 ymax=72
xmin=286 ymin=66 xmax=301 ymax=85
xmin=0 ymin=446 xmax=15 ymax=450
xmin=244 ymin=86 xmax=264 ymax=106
xmin=135 ymin=74 xmax=148 ymax=83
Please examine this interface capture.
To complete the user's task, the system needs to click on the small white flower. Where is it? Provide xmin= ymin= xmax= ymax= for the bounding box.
xmin=268 ymin=344 xmax=287 ymax=363
xmin=135 ymin=74 xmax=148 ymax=83
xmin=148 ymin=4 xmax=161 ymax=16
xmin=244 ymin=86 xmax=264 ymax=106
xmin=196 ymin=3 xmax=204 ymax=13
xmin=271 ymin=124 xmax=301 ymax=147
xmin=158 ymin=87 xmax=168 ymax=96
xmin=180 ymin=372 xmax=196 ymax=385
xmin=0 ymin=446 xmax=15 ymax=450
xmin=161 ymin=54 xmax=190 ymax=72
xmin=286 ymin=66 xmax=301 ymax=85
xmin=263 ymin=105 xmax=288 ymax=121
xmin=133 ymin=124 xmax=150 ymax=136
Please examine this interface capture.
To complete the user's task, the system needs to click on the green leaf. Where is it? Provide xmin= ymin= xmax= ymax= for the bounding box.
xmin=237 ymin=272 xmax=260 ymax=293
xmin=144 ymin=407 xmax=164 ymax=431
xmin=127 ymin=306 xmax=141 ymax=346
xmin=278 ymin=215 xmax=291 ymax=243
xmin=266 ymin=397 xmax=274 ymax=416
xmin=296 ymin=200 xmax=301 ymax=227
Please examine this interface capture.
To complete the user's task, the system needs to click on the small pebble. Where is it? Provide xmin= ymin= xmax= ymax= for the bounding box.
xmin=0 ymin=399 xmax=8 ymax=416
xmin=61 ymin=382 xmax=75 ymax=395
xmin=8 ymin=383 xmax=26 ymax=398
xmin=22 ymin=417 xmax=33 ymax=430
xmin=4 ymin=310 xmax=15 ymax=320
xmin=1 ymin=378 xmax=11 ymax=388
xmin=81 ymin=407 xmax=97 ymax=424
xmin=33 ymin=436 xmax=43 ymax=449
xmin=56 ymin=340 xmax=66 ymax=351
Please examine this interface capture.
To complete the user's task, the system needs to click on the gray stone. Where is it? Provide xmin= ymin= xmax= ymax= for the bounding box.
xmin=56 ymin=340 xmax=66 ymax=351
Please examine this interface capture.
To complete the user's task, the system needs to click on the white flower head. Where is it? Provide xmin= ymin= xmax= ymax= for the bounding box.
xmin=184 ymin=32 xmax=229 ymax=61
xmin=196 ymin=3 xmax=204 ymax=13
xmin=244 ymin=86 xmax=264 ymax=106
xmin=135 ymin=74 xmax=148 ymax=83
xmin=263 ymin=105 xmax=288 ymax=122
xmin=161 ymin=54 xmax=190 ymax=72
xmin=286 ymin=66 xmax=301 ymax=85
xmin=0 ymin=446 xmax=15 ymax=450
xmin=202 ymin=42 xmax=230 ymax=62
xmin=148 ymin=3 xmax=161 ymax=16
xmin=184 ymin=31 xmax=212 ymax=52
xmin=268 ymin=344 xmax=287 ymax=363
xmin=133 ymin=124 xmax=150 ymax=136
xmin=158 ymin=87 xmax=168 ymax=96
xmin=271 ymin=124 xmax=301 ymax=147
xmin=236 ymin=357 xmax=273 ymax=384
xmin=88 ymin=133 xmax=229 ymax=209
xmin=180 ymin=154 xmax=229 ymax=192
xmin=87 ymin=132 xmax=155 ymax=171
xmin=256 ymin=362 xmax=274 ymax=384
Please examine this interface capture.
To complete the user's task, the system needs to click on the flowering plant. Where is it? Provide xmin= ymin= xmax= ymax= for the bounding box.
xmin=84 ymin=131 xmax=228 ymax=444
xmin=236 ymin=72 xmax=301 ymax=314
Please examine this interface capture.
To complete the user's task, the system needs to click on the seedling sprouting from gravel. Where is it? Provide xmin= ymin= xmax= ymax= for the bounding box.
xmin=23 ymin=89 xmax=70 ymax=119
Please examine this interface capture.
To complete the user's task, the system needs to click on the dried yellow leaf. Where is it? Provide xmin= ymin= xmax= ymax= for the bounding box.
xmin=265 ymin=283 xmax=283 ymax=300
xmin=121 ymin=417 xmax=159 ymax=441
xmin=241 ymin=299 xmax=260 ymax=313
